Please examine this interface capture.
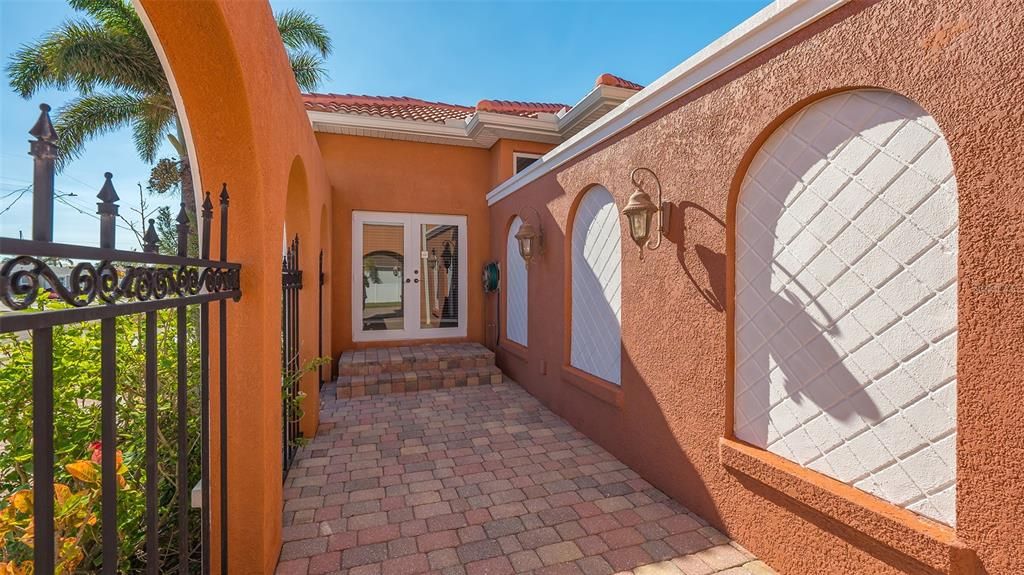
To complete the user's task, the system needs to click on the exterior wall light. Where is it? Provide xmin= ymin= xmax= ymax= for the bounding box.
xmin=622 ymin=167 xmax=671 ymax=258
xmin=514 ymin=207 xmax=544 ymax=265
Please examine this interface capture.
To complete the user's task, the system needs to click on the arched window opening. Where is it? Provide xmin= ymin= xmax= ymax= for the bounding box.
xmin=734 ymin=89 xmax=959 ymax=526
xmin=506 ymin=217 xmax=529 ymax=346
xmin=571 ymin=186 xmax=622 ymax=384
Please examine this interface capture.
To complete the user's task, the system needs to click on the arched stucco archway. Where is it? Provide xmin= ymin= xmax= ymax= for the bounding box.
xmin=733 ymin=89 xmax=958 ymax=527
xmin=133 ymin=2 xmax=333 ymax=572
xmin=285 ymin=157 xmax=320 ymax=438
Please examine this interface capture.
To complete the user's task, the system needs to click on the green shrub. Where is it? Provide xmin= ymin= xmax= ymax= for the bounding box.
xmin=1 ymin=296 xmax=202 ymax=573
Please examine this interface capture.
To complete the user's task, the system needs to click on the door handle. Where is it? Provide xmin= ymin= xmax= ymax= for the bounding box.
xmin=413 ymin=278 xmax=419 ymax=284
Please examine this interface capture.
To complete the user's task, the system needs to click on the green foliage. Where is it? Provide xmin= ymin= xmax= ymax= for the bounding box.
xmin=282 ymin=357 xmax=330 ymax=449
xmin=0 ymin=295 xmax=202 ymax=572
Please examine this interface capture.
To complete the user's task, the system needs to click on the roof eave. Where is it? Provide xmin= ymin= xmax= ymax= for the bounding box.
xmin=486 ymin=0 xmax=851 ymax=206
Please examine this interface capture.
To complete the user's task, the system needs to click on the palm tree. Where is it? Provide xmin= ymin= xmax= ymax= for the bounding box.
xmin=6 ymin=0 xmax=331 ymax=224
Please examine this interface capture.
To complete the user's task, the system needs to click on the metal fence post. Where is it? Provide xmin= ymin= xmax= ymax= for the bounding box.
xmin=29 ymin=102 xmax=57 ymax=575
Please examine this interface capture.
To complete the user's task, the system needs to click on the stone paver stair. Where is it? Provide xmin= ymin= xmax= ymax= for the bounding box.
xmin=335 ymin=343 xmax=502 ymax=399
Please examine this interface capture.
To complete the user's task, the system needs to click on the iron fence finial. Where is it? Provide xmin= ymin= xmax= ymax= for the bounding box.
xmin=29 ymin=103 xmax=58 ymax=148
xmin=97 ymin=172 xmax=119 ymax=206
xmin=176 ymin=202 xmax=190 ymax=257
xmin=202 ymin=192 xmax=214 ymax=217
xmin=219 ymin=183 xmax=230 ymax=205
xmin=175 ymin=201 xmax=190 ymax=225
xmin=201 ymin=192 xmax=213 ymax=260
xmin=143 ymin=219 xmax=159 ymax=253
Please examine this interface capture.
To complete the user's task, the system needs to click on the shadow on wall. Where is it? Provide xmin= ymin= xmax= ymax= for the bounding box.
xmin=676 ymin=201 xmax=727 ymax=312
xmin=729 ymin=96 xmax=920 ymax=448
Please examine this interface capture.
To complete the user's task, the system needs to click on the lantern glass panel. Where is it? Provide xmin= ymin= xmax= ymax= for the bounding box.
xmin=628 ymin=210 xmax=652 ymax=245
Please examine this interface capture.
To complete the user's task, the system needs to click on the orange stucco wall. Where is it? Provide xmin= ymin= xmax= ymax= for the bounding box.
xmin=489 ymin=139 xmax=555 ymax=189
xmin=319 ymin=134 xmax=543 ymax=356
xmin=489 ymin=1 xmax=1023 ymax=574
xmin=136 ymin=1 xmax=332 ymax=572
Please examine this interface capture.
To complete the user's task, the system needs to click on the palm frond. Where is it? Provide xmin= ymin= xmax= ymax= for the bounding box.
xmin=6 ymin=42 xmax=54 ymax=97
xmin=276 ymin=9 xmax=332 ymax=58
xmin=68 ymin=0 xmax=147 ymax=40
xmin=6 ymin=19 xmax=165 ymax=98
xmin=53 ymin=92 xmax=145 ymax=169
xmin=288 ymin=50 xmax=329 ymax=92
xmin=132 ymin=93 xmax=176 ymax=162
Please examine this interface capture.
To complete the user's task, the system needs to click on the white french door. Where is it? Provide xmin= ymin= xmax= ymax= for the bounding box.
xmin=352 ymin=211 xmax=468 ymax=342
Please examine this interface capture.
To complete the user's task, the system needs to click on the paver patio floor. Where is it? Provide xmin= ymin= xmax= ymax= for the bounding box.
xmin=277 ymin=379 xmax=775 ymax=575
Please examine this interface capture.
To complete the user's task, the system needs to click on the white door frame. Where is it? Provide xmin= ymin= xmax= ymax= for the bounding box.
xmin=352 ymin=211 xmax=468 ymax=342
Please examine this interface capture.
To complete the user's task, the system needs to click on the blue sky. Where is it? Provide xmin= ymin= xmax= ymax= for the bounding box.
xmin=1 ymin=0 xmax=769 ymax=249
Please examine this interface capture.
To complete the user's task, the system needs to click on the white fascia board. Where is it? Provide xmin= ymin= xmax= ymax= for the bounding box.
xmin=467 ymin=111 xmax=560 ymax=140
xmin=486 ymin=0 xmax=850 ymax=206
xmin=556 ymin=85 xmax=636 ymax=134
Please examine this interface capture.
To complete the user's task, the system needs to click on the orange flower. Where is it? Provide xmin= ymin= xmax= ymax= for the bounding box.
xmin=66 ymin=460 xmax=98 ymax=484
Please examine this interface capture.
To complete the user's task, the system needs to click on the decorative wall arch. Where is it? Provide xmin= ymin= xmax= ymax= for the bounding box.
xmin=733 ymin=89 xmax=959 ymax=526
xmin=569 ymin=185 xmax=622 ymax=385
xmin=505 ymin=216 xmax=528 ymax=347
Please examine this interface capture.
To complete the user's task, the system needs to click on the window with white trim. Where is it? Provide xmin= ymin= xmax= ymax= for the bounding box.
xmin=513 ymin=152 xmax=542 ymax=174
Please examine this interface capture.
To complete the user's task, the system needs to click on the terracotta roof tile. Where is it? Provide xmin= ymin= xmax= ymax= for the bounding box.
xmin=303 ymin=93 xmax=474 ymax=124
xmin=303 ymin=94 xmax=571 ymax=123
xmin=595 ymin=73 xmax=644 ymax=91
xmin=475 ymin=100 xmax=569 ymax=118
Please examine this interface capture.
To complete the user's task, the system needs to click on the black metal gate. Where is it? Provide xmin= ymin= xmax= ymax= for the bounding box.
xmin=281 ymin=235 xmax=302 ymax=475
xmin=0 ymin=105 xmax=241 ymax=574
xmin=318 ymin=249 xmax=325 ymax=388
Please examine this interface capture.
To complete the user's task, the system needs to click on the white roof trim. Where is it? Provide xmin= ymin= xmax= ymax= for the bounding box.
xmin=307 ymin=84 xmax=640 ymax=148
xmin=486 ymin=0 xmax=850 ymax=206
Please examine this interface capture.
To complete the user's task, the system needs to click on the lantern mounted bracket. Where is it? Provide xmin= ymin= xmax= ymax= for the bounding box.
xmin=514 ymin=206 xmax=544 ymax=265
xmin=623 ymin=167 xmax=671 ymax=259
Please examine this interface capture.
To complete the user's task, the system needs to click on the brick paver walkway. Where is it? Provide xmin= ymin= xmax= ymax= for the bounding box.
xmin=278 ymin=380 xmax=775 ymax=575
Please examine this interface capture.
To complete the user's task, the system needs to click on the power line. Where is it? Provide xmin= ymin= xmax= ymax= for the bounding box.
xmin=0 ymin=187 xmax=30 ymax=216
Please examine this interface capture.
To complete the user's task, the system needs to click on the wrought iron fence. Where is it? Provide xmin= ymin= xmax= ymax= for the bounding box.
xmin=281 ymin=235 xmax=302 ymax=475
xmin=318 ymin=249 xmax=325 ymax=388
xmin=0 ymin=104 xmax=241 ymax=574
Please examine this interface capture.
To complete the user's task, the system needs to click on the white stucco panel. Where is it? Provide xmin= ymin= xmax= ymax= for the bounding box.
xmin=734 ymin=90 xmax=958 ymax=526
xmin=571 ymin=187 xmax=622 ymax=384
xmin=506 ymin=217 xmax=529 ymax=347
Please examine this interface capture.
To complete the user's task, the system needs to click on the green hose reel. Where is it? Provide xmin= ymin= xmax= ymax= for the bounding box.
xmin=482 ymin=261 xmax=500 ymax=293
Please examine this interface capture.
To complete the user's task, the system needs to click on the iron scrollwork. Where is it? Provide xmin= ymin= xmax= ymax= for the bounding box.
xmin=1 ymin=255 xmax=241 ymax=311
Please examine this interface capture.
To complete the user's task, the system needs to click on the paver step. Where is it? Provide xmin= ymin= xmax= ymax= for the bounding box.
xmin=336 ymin=364 xmax=503 ymax=399
xmin=337 ymin=342 xmax=494 ymax=377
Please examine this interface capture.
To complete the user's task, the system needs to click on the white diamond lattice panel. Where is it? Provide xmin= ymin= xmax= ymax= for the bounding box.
xmin=506 ymin=217 xmax=528 ymax=346
xmin=571 ymin=187 xmax=622 ymax=384
xmin=734 ymin=90 xmax=958 ymax=526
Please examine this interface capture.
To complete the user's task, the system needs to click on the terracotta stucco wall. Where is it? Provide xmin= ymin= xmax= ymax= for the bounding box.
xmin=489 ymin=139 xmax=556 ymax=189
xmin=489 ymin=1 xmax=1023 ymax=573
xmin=136 ymin=1 xmax=332 ymax=572
xmin=318 ymin=133 xmax=493 ymax=354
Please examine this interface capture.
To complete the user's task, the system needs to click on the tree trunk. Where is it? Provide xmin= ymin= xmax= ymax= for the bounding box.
xmin=174 ymin=118 xmax=199 ymax=255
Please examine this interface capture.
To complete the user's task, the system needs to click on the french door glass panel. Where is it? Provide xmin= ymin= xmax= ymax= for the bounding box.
xmin=420 ymin=222 xmax=461 ymax=330
xmin=353 ymin=212 xmax=467 ymax=342
xmin=361 ymin=222 xmax=404 ymax=332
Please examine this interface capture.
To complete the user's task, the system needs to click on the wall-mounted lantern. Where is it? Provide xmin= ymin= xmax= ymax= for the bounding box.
xmin=622 ymin=167 xmax=671 ymax=259
xmin=514 ymin=207 xmax=544 ymax=265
